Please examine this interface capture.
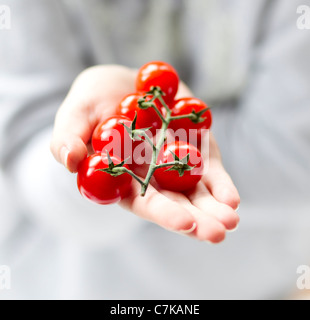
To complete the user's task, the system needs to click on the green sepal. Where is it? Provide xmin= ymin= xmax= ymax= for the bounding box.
xmin=166 ymin=152 xmax=195 ymax=177
xmin=120 ymin=113 xmax=151 ymax=141
xmin=190 ymin=107 xmax=211 ymax=124
xmin=146 ymin=86 xmax=166 ymax=97
xmin=96 ymin=151 xmax=129 ymax=177
xmin=138 ymin=98 xmax=153 ymax=110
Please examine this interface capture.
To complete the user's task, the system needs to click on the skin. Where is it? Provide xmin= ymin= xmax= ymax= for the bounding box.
xmin=50 ymin=65 xmax=240 ymax=243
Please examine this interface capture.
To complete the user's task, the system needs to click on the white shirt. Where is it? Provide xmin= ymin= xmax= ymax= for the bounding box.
xmin=0 ymin=0 xmax=310 ymax=299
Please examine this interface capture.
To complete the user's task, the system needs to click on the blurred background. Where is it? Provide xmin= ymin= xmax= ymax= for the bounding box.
xmin=1 ymin=0 xmax=310 ymax=299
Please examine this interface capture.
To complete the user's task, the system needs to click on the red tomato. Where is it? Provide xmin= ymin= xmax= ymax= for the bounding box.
xmin=77 ymin=154 xmax=132 ymax=205
xmin=136 ymin=61 xmax=179 ymax=104
xmin=116 ymin=93 xmax=163 ymax=134
xmin=169 ymin=97 xmax=212 ymax=145
xmin=92 ymin=115 xmax=139 ymax=165
xmin=154 ymin=141 xmax=204 ymax=192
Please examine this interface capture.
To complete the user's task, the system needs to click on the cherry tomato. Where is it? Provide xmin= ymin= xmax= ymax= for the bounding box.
xmin=169 ymin=97 xmax=212 ymax=145
xmin=77 ymin=154 xmax=132 ymax=205
xmin=92 ymin=115 xmax=138 ymax=164
xmin=116 ymin=93 xmax=163 ymax=135
xmin=136 ymin=61 xmax=179 ymax=104
xmin=154 ymin=141 xmax=204 ymax=192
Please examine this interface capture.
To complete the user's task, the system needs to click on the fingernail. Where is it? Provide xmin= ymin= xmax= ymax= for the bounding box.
xmin=61 ymin=146 xmax=70 ymax=170
xmin=179 ymin=222 xmax=197 ymax=234
xmin=227 ymin=224 xmax=239 ymax=233
xmin=204 ymin=240 xmax=213 ymax=245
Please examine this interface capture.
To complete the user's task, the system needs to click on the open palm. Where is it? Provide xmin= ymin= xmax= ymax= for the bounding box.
xmin=51 ymin=65 xmax=240 ymax=243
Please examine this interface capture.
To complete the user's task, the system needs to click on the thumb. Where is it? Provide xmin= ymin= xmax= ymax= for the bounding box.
xmin=50 ymin=96 xmax=94 ymax=172
xmin=50 ymin=65 xmax=137 ymax=172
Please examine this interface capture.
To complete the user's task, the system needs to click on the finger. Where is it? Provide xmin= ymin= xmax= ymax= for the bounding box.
xmin=202 ymin=133 xmax=240 ymax=209
xmin=157 ymin=188 xmax=227 ymax=243
xmin=185 ymin=182 xmax=240 ymax=230
xmin=119 ymin=179 xmax=196 ymax=233
xmin=203 ymin=165 xmax=240 ymax=210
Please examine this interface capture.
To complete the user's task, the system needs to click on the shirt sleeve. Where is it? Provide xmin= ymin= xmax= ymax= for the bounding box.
xmin=212 ymin=0 xmax=310 ymax=207
xmin=0 ymin=0 xmax=87 ymax=168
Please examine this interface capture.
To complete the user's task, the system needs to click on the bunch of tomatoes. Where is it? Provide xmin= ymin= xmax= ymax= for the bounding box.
xmin=77 ymin=61 xmax=212 ymax=205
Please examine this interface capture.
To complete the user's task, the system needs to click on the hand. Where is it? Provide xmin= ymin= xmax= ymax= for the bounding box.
xmin=50 ymin=65 xmax=240 ymax=243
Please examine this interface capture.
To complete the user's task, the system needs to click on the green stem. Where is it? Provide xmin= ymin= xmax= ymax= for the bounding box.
xmin=140 ymin=88 xmax=175 ymax=196
xmin=141 ymin=118 xmax=169 ymax=196
xmin=170 ymin=114 xmax=195 ymax=121
xmin=139 ymin=99 xmax=167 ymax=124
xmin=155 ymin=161 xmax=182 ymax=169
xmin=157 ymin=95 xmax=170 ymax=114
xmin=113 ymin=167 xmax=145 ymax=186
xmin=151 ymin=104 xmax=167 ymax=124
xmin=141 ymin=132 xmax=156 ymax=152
xmin=119 ymin=87 xmax=201 ymax=197
xmin=170 ymin=107 xmax=211 ymax=122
